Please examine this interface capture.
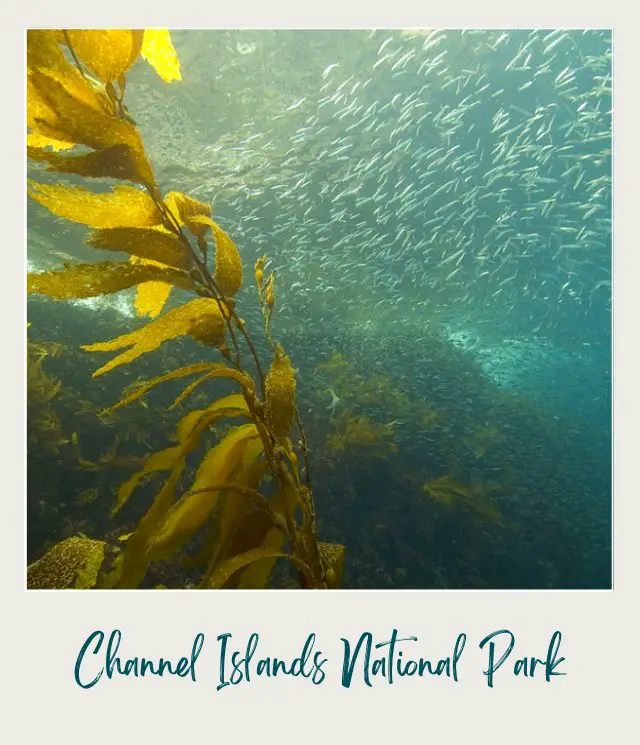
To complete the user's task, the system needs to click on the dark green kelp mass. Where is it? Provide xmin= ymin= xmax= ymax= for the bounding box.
xmin=27 ymin=29 xmax=611 ymax=589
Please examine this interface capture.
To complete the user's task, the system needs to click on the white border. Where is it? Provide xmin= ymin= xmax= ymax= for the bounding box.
xmin=6 ymin=2 xmax=637 ymax=742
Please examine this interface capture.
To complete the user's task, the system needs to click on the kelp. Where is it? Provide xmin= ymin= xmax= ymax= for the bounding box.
xmin=264 ymin=344 xmax=296 ymax=439
xmin=27 ymin=142 xmax=155 ymax=185
xmin=327 ymin=410 xmax=398 ymax=458
xmin=164 ymin=191 xmax=214 ymax=237
xmin=147 ymin=424 xmax=263 ymax=561
xmin=27 ymin=331 xmax=69 ymax=455
xmin=87 ymin=227 xmax=192 ymax=270
xmin=27 ymin=260 xmax=194 ymax=300
xmin=27 ymin=182 xmax=163 ymax=229
xmin=113 ymin=393 xmax=252 ymax=515
xmin=81 ymin=298 xmax=227 ymax=376
xmin=422 ymin=474 xmax=504 ymax=527
xmin=65 ymin=30 xmax=144 ymax=83
xmin=140 ymin=29 xmax=182 ymax=83
xmin=202 ymin=459 xmax=272 ymax=581
xmin=203 ymin=547 xmax=308 ymax=590
xmin=26 ymin=28 xmax=342 ymax=590
xmin=101 ymin=362 xmax=224 ymax=414
xmin=212 ymin=222 xmax=243 ymax=297
xmin=29 ymin=67 xmax=145 ymax=155
xmin=234 ymin=484 xmax=289 ymax=588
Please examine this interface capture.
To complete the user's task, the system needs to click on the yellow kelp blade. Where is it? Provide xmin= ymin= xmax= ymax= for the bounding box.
xmin=203 ymin=548 xmax=306 ymax=589
xmin=81 ymin=298 xmax=226 ymax=376
xmin=113 ymin=394 xmax=252 ymax=514
xmin=213 ymin=222 xmax=243 ymax=297
xmin=28 ymin=182 xmax=163 ymax=229
xmin=174 ymin=393 xmax=251 ymax=442
xmin=114 ymin=445 xmax=184 ymax=516
xmin=87 ymin=227 xmax=190 ymax=271
xmin=130 ymin=256 xmax=175 ymax=318
xmin=28 ymin=67 xmax=146 ymax=156
xmin=164 ymin=191 xmax=213 ymax=237
xmin=27 ymin=143 xmax=156 ymax=186
xmin=65 ymin=30 xmax=144 ymax=83
xmin=26 ymin=132 xmax=75 ymax=151
xmin=181 ymin=477 xmax=273 ymax=577
xmin=169 ymin=367 xmax=256 ymax=408
xmin=173 ymin=398 xmax=248 ymax=444
xmin=27 ymin=30 xmax=107 ymax=117
xmin=107 ymin=464 xmax=184 ymax=588
xmin=28 ymin=261 xmax=193 ymax=300
xmin=146 ymin=424 xmax=262 ymax=560
xmin=235 ymin=485 xmax=289 ymax=589
xmin=26 ymin=74 xmax=69 ymax=144
xmin=134 ymin=280 xmax=173 ymax=318
xmin=141 ymin=29 xmax=181 ymax=82
xmin=196 ymin=448 xmax=269 ymax=575
xmin=102 ymin=362 xmax=226 ymax=414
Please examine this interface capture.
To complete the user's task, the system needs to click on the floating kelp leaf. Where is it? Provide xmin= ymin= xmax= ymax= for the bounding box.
xmin=26 ymin=131 xmax=75 ymax=151
xmin=111 ymin=465 xmax=184 ymax=588
xmin=27 ymin=74 xmax=67 ymax=141
xmin=27 ymin=535 xmax=107 ymax=589
xmin=130 ymin=257 xmax=174 ymax=318
xmin=103 ymin=362 xmax=222 ymax=414
xmin=141 ymin=29 xmax=182 ymax=82
xmin=264 ymin=344 xmax=296 ymax=439
xmin=65 ymin=30 xmax=144 ymax=83
xmin=164 ymin=191 xmax=213 ymax=237
xmin=28 ymin=67 xmax=146 ymax=156
xmin=114 ymin=446 xmax=184 ymax=516
xmin=134 ymin=280 xmax=173 ymax=317
xmin=188 ymin=213 xmax=216 ymax=233
xmin=203 ymin=548 xmax=305 ymax=589
xmin=28 ymin=261 xmax=193 ymax=300
xmin=422 ymin=475 xmax=504 ymax=526
xmin=235 ymin=486 xmax=288 ymax=589
xmin=87 ymin=226 xmax=190 ymax=270
xmin=213 ymin=221 xmax=243 ymax=297
xmin=205 ymin=459 xmax=271 ymax=573
xmin=169 ymin=367 xmax=255 ymax=408
xmin=174 ymin=395 xmax=251 ymax=444
xmin=27 ymin=30 xmax=107 ymax=117
xmin=112 ymin=394 xmax=251 ymax=516
xmin=147 ymin=424 xmax=263 ymax=561
xmin=28 ymin=182 xmax=162 ymax=229
xmin=27 ymin=143 xmax=156 ymax=186
xmin=81 ymin=297 xmax=226 ymax=376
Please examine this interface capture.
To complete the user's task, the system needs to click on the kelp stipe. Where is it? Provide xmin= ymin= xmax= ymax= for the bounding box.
xmin=26 ymin=29 xmax=344 ymax=589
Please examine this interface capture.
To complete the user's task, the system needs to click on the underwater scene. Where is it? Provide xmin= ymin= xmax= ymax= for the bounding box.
xmin=26 ymin=29 xmax=611 ymax=589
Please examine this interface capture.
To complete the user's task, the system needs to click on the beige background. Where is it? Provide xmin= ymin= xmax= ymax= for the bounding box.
xmin=7 ymin=2 xmax=635 ymax=742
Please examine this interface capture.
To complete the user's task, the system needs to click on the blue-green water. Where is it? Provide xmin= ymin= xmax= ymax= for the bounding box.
xmin=27 ymin=29 xmax=611 ymax=588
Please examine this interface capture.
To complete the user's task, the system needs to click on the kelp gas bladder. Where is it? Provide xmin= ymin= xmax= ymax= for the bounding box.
xmin=26 ymin=29 xmax=344 ymax=589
